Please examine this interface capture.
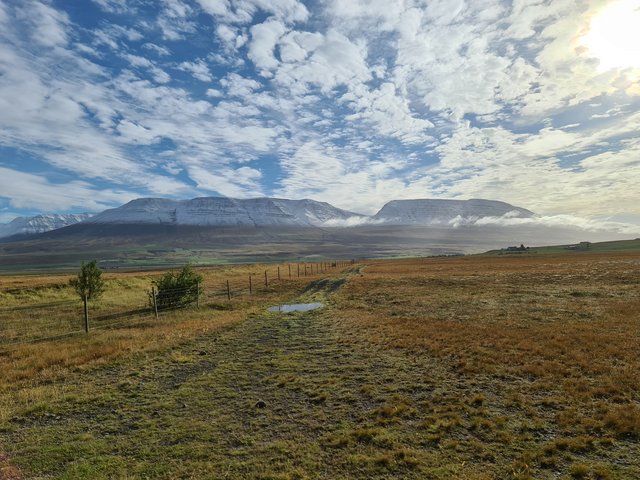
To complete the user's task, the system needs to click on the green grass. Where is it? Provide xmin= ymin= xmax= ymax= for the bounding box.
xmin=484 ymin=238 xmax=640 ymax=255
xmin=1 ymin=301 xmax=479 ymax=478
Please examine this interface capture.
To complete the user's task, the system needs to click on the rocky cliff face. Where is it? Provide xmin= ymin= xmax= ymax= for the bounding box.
xmin=372 ymin=199 xmax=534 ymax=225
xmin=0 ymin=213 xmax=93 ymax=238
xmin=88 ymin=197 xmax=365 ymax=227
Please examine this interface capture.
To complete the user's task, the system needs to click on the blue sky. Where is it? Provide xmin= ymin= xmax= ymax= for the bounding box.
xmin=0 ymin=0 xmax=639 ymax=230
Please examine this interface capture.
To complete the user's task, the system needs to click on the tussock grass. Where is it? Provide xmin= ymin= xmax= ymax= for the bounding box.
xmin=328 ymin=252 xmax=640 ymax=477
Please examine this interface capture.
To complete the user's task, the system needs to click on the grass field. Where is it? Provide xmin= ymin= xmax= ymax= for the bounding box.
xmin=0 ymin=252 xmax=638 ymax=479
xmin=485 ymin=238 xmax=640 ymax=255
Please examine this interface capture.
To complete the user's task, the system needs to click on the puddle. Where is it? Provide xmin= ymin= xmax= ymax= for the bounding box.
xmin=267 ymin=302 xmax=324 ymax=313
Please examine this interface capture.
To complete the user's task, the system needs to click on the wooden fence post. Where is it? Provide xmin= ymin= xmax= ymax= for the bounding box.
xmin=249 ymin=275 xmax=252 ymax=294
xmin=288 ymin=264 xmax=291 ymax=279
xmin=264 ymin=270 xmax=268 ymax=288
xmin=226 ymin=280 xmax=231 ymax=301
xmin=297 ymin=264 xmax=300 ymax=277
xmin=196 ymin=280 xmax=200 ymax=308
xmin=278 ymin=266 xmax=280 ymax=281
xmin=83 ymin=295 xmax=89 ymax=333
xmin=152 ymin=287 xmax=159 ymax=320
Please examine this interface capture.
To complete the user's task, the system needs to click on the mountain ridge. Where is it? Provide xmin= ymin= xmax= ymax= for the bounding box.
xmin=1 ymin=197 xmax=534 ymax=239
xmin=88 ymin=196 xmax=532 ymax=227
xmin=88 ymin=197 xmax=366 ymax=227
xmin=0 ymin=213 xmax=93 ymax=239
xmin=373 ymin=198 xmax=534 ymax=225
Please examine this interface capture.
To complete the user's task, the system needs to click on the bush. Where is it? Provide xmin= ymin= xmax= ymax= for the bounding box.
xmin=152 ymin=264 xmax=203 ymax=310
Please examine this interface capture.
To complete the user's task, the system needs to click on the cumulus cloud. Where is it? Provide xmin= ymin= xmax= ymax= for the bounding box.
xmin=273 ymin=29 xmax=371 ymax=94
xmin=248 ymin=18 xmax=287 ymax=74
xmin=221 ymin=73 xmax=262 ymax=97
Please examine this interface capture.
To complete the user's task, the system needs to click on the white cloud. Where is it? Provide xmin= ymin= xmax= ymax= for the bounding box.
xmin=273 ymin=29 xmax=371 ymax=94
xmin=459 ymin=213 xmax=640 ymax=236
xmin=221 ymin=73 xmax=261 ymax=97
xmin=322 ymin=216 xmax=375 ymax=227
xmin=278 ymin=31 xmax=323 ymax=62
xmin=177 ymin=59 xmax=213 ymax=81
xmin=124 ymin=53 xmax=153 ymax=68
xmin=17 ymin=0 xmax=70 ymax=48
xmin=216 ymin=23 xmax=238 ymax=47
xmin=143 ymin=42 xmax=171 ymax=56
xmin=196 ymin=0 xmax=231 ymax=16
xmin=0 ymin=1 xmax=8 ymax=26
xmin=157 ymin=0 xmax=197 ymax=40
xmin=206 ymin=88 xmax=223 ymax=97
xmin=343 ymin=82 xmax=434 ymax=144
xmin=275 ymin=141 xmax=411 ymax=214
xmin=197 ymin=0 xmax=308 ymax=24
xmin=1 ymin=0 xmax=639 ymax=228
xmin=91 ymin=0 xmax=137 ymax=14
xmin=187 ymin=164 xmax=264 ymax=198
xmin=0 ymin=166 xmax=136 ymax=212
xmin=116 ymin=120 xmax=158 ymax=144
xmin=248 ymin=18 xmax=287 ymax=74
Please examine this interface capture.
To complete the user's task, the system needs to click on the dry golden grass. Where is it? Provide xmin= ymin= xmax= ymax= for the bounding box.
xmin=0 ymin=262 xmax=335 ymax=391
xmin=332 ymin=253 xmax=640 ymax=450
xmin=0 ymin=254 xmax=638 ymax=478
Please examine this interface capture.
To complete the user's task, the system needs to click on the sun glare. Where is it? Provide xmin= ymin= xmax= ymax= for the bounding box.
xmin=581 ymin=0 xmax=640 ymax=71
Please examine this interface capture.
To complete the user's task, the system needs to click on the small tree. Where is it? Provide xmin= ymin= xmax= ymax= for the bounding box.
xmin=70 ymin=260 xmax=104 ymax=332
xmin=70 ymin=260 xmax=105 ymax=302
xmin=153 ymin=264 xmax=202 ymax=310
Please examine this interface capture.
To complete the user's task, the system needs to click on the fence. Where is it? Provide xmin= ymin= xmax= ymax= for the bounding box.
xmin=0 ymin=260 xmax=355 ymax=348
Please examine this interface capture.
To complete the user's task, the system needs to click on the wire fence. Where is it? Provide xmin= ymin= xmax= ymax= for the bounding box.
xmin=0 ymin=260 xmax=355 ymax=348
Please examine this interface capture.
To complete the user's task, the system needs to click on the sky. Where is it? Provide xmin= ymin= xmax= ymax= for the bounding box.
xmin=0 ymin=0 xmax=639 ymax=230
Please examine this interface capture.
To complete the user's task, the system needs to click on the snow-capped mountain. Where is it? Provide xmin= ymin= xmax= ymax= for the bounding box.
xmin=372 ymin=199 xmax=534 ymax=225
xmin=0 ymin=198 xmax=536 ymax=239
xmin=88 ymin=197 xmax=365 ymax=227
xmin=0 ymin=213 xmax=93 ymax=238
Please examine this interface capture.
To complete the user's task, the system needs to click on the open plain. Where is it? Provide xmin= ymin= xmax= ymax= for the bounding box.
xmin=0 ymin=250 xmax=639 ymax=479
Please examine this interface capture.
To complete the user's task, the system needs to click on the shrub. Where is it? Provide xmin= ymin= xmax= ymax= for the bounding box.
xmin=152 ymin=265 xmax=203 ymax=310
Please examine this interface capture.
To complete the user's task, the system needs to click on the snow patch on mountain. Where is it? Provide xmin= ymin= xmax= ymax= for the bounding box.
xmin=0 ymin=213 xmax=93 ymax=238
xmin=88 ymin=197 xmax=365 ymax=227
xmin=373 ymin=199 xmax=534 ymax=225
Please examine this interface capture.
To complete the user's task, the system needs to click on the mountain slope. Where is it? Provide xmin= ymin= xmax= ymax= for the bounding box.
xmin=372 ymin=199 xmax=534 ymax=225
xmin=0 ymin=213 xmax=93 ymax=238
xmin=88 ymin=197 xmax=365 ymax=227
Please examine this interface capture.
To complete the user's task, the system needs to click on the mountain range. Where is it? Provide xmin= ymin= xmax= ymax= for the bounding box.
xmin=87 ymin=197 xmax=366 ymax=227
xmin=2 ymin=197 xmax=632 ymax=272
xmin=0 ymin=197 xmax=533 ymax=239
xmin=0 ymin=213 xmax=93 ymax=239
